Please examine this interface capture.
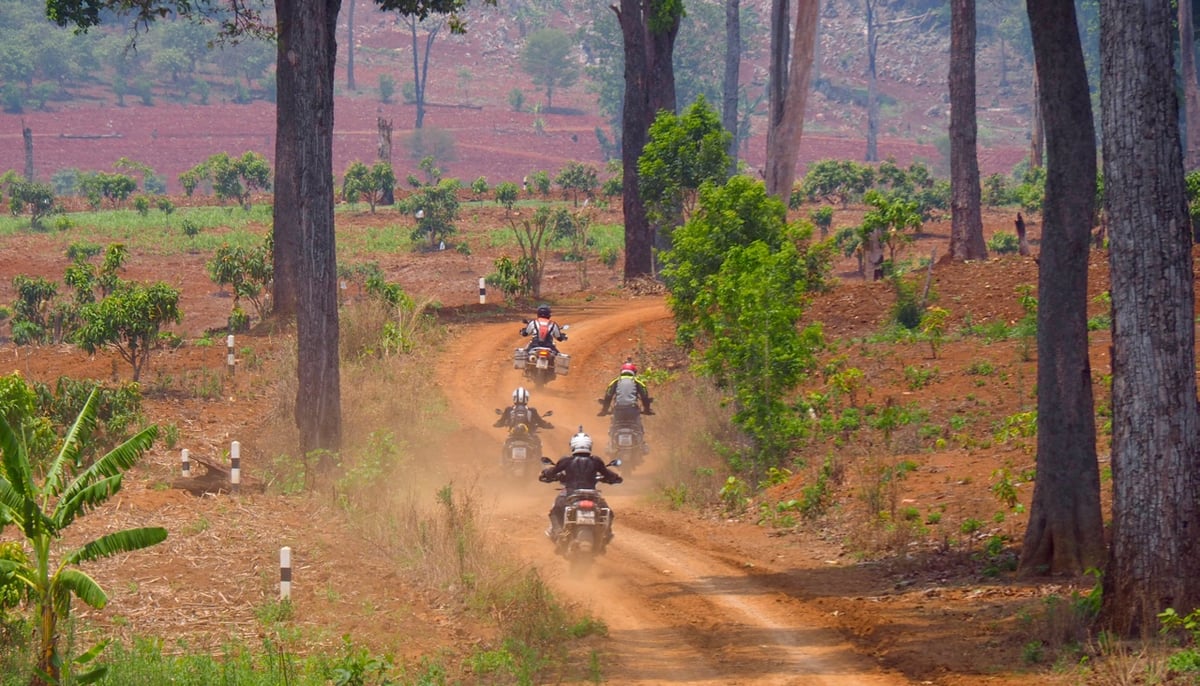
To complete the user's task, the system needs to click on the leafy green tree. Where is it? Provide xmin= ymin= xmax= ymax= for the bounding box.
xmin=528 ymin=170 xmax=551 ymax=196
xmin=519 ymin=28 xmax=580 ymax=109
xmin=469 ymin=176 xmax=488 ymax=203
xmin=506 ymin=205 xmax=557 ymax=298
xmin=190 ymin=152 xmax=272 ymax=210
xmin=637 ymin=94 xmax=731 ymax=228
xmin=1 ymin=173 xmax=58 ymax=229
xmin=403 ymin=179 xmax=460 ymax=249
xmin=206 ymin=236 xmax=273 ymax=322
xmin=554 ymin=161 xmax=599 ymax=207
xmin=0 ymin=386 xmax=166 ymax=686
xmin=9 ymin=275 xmax=58 ymax=345
xmin=342 ymin=161 xmax=396 ymax=213
xmin=75 ymin=282 xmax=182 ymax=381
xmin=77 ymin=172 xmax=136 ymax=210
xmin=663 ymin=175 xmax=825 ymax=346
xmin=494 ymin=181 xmax=519 ymax=209
xmin=861 ymin=189 xmax=923 ymax=267
xmin=697 ymin=239 xmax=826 ymax=471
xmin=798 ymin=159 xmax=875 ymax=208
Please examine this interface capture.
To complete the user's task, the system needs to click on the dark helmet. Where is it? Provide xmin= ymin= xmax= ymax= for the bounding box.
xmin=537 ymin=304 xmax=551 ymax=318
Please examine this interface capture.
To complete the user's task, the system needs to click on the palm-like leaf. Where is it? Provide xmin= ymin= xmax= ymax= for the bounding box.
xmin=55 ymin=568 xmax=108 ymax=609
xmin=67 ymin=527 xmax=167 ymax=566
xmin=55 ymin=425 xmax=157 ymax=528
xmin=54 ymin=475 xmax=124 ymax=531
xmin=41 ymin=388 xmax=99 ymax=499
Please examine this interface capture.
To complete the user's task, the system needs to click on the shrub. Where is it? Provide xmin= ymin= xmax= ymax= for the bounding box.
xmin=987 ymin=230 xmax=1020 ymax=254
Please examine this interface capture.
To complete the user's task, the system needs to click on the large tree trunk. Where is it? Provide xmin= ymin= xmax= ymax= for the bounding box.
xmin=1099 ymin=0 xmax=1200 ymax=637
xmin=1018 ymin=0 xmax=1104 ymax=577
xmin=764 ymin=0 xmax=818 ymax=200
xmin=1181 ymin=0 xmax=1200 ymax=170
xmin=1029 ymin=71 xmax=1044 ymax=169
xmin=722 ymin=0 xmax=741 ymax=175
xmin=275 ymin=0 xmax=343 ymax=454
xmin=616 ymin=0 xmax=680 ymax=280
xmin=864 ymin=0 xmax=879 ymax=162
xmin=947 ymin=0 xmax=986 ymax=261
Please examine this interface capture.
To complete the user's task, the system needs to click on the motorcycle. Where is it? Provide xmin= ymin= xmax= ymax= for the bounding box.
xmin=540 ymin=456 xmax=621 ymax=573
xmin=494 ymin=409 xmax=552 ymax=479
xmin=512 ymin=325 xmax=571 ymax=388
xmin=598 ymin=402 xmax=651 ymax=473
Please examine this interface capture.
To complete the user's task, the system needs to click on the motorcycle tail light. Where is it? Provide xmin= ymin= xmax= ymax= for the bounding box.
xmin=578 ymin=500 xmax=595 ymax=509
xmin=538 ymin=350 xmax=550 ymax=357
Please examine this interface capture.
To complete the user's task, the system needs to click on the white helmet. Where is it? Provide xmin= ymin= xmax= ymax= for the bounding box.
xmin=570 ymin=431 xmax=592 ymax=455
xmin=513 ymin=387 xmax=529 ymax=405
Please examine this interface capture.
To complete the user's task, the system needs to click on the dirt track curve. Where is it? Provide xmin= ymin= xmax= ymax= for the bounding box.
xmin=436 ymin=297 xmax=908 ymax=685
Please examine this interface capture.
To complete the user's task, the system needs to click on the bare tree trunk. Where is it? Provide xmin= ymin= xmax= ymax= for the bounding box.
xmin=865 ymin=0 xmax=879 ymax=162
xmin=1030 ymin=71 xmax=1044 ymax=169
xmin=1100 ymin=0 xmax=1200 ymax=637
xmin=377 ymin=117 xmax=394 ymax=205
xmin=616 ymin=0 xmax=680 ymax=280
xmin=22 ymin=121 xmax=33 ymax=181
xmin=1018 ymin=0 xmax=1104 ymax=578
xmin=723 ymin=0 xmax=741 ymax=175
xmin=346 ymin=0 xmax=356 ymax=91
xmin=1181 ymin=0 xmax=1200 ymax=169
xmin=948 ymin=0 xmax=986 ymax=261
xmin=765 ymin=0 xmax=818 ymax=200
xmin=275 ymin=0 xmax=343 ymax=454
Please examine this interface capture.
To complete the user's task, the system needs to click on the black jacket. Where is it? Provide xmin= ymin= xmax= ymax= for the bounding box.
xmin=494 ymin=405 xmax=553 ymax=430
xmin=540 ymin=454 xmax=622 ymax=491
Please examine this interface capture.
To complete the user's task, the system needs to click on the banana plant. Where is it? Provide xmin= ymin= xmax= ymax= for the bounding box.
xmin=0 ymin=387 xmax=166 ymax=686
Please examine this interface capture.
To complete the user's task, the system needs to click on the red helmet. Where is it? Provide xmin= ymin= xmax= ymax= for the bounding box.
xmin=620 ymin=362 xmax=637 ymax=376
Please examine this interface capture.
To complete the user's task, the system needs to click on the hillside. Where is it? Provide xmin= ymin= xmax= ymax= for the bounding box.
xmin=0 ymin=0 xmax=1032 ymax=193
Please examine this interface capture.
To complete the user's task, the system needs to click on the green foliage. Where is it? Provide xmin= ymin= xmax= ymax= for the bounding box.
xmin=919 ymin=306 xmax=949 ymax=358
xmin=889 ymin=273 xmax=923 ymax=330
xmin=32 ymin=376 xmax=144 ymax=465
xmin=182 ymin=152 xmax=272 ymax=210
xmin=1014 ymin=164 xmax=1046 ymax=213
xmin=342 ymin=161 xmax=396 ymax=213
xmin=206 ymin=235 xmax=273 ymax=321
xmin=401 ymin=179 xmax=460 ymax=249
xmin=987 ymin=230 xmax=1020 ymax=254
xmin=637 ymin=95 xmax=731 ymax=228
xmin=0 ymin=388 xmax=166 ymax=685
xmin=519 ymin=28 xmax=580 ymax=109
xmin=487 ymin=255 xmax=535 ymax=300
xmin=78 ymin=171 xmax=137 ymax=210
xmin=378 ymin=73 xmax=395 ymax=104
xmin=469 ymin=175 xmax=488 ymax=202
xmin=808 ymin=206 xmax=834 ymax=237
xmin=798 ymin=159 xmax=875 ymax=207
xmin=903 ymin=365 xmax=937 ymax=390
xmin=508 ymin=87 xmax=525 ymax=112
xmin=493 ymin=181 xmax=519 ymax=209
xmin=861 ymin=189 xmax=923 ymax=266
xmin=528 ymin=170 xmax=551 ymax=196
xmin=9 ymin=275 xmax=58 ymax=345
xmin=554 ymin=161 xmax=599 ymax=207
xmin=1 ymin=173 xmax=59 ymax=229
xmin=75 ymin=281 xmax=183 ymax=381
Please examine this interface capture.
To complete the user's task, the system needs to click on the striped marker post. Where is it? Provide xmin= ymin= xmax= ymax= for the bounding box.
xmin=280 ymin=546 xmax=292 ymax=600
xmin=478 ymin=277 xmax=486 ymax=304
xmin=226 ymin=335 xmax=235 ymax=375
xmin=181 ymin=448 xmax=190 ymax=477
xmin=230 ymin=440 xmax=241 ymax=494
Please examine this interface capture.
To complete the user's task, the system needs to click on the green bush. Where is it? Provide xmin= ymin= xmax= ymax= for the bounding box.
xmin=987 ymin=230 xmax=1020 ymax=254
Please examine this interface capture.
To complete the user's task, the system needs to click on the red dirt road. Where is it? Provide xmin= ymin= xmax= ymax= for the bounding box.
xmin=437 ymin=297 xmax=908 ymax=685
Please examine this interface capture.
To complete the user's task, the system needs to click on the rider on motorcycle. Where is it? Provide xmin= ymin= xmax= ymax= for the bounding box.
xmin=539 ymin=431 xmax=622 ymax=539
xmin=521 ymin=304 xmax=567 ymax=353
xmin=495 ymin=387 xmax=553 ymax=458
xmin=598 ymin=361 xmax=654 ymax=441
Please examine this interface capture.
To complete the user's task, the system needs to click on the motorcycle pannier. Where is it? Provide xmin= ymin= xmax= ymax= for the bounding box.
xmin=554 ymin=353 xmax=571 ymax=375
xmin=512 ymin=348 xmax=527 ymax=369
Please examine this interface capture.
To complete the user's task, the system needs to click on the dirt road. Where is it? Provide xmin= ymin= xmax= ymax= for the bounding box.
xmin=437 ymin=297 xmax=910 ymax=685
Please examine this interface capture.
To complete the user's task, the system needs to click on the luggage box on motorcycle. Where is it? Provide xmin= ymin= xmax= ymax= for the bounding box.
xmin=554 ymin=353 xmax=570 ymax=375
xmin=512 ymin=348 xmax=527 ymax=369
